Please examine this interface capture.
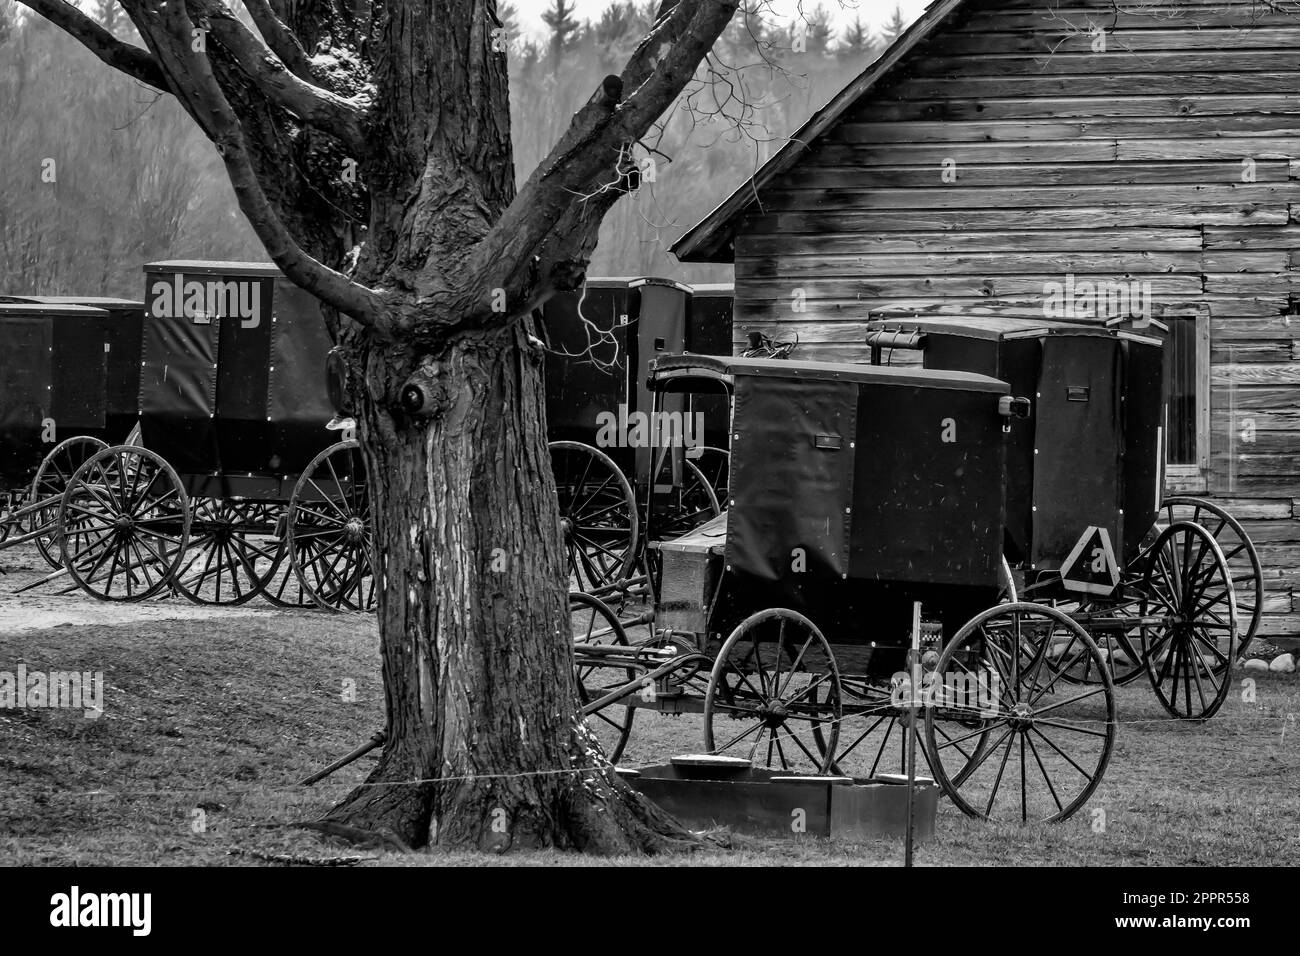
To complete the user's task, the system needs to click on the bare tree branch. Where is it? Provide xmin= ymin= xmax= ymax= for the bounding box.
xmin=466 ymin=0 xmax=739 ymax=311
xmin=191 ymin=0 xmax=369 ymax=154
xmin=123 ymin=0 xmax=383 ymax=326
xmin=15 ymin=0 xmax=167 ymax=90
xmin=242 ymin=0 xmax=315 ymax=80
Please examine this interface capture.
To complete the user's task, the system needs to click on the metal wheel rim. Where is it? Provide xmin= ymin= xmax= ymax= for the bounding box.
xmin=287 ymin=440 xmax=376 ymax=612
xmin=172 ymin=498 xmax=280 ymax=606
xmin=924 ymin=602 xmax=1116 ymax=824
xmin=1160 ymin=496 xmax=1261 ymax=661
xmin=30 ymin=435 xmax=109 ymax=570
xmin=570 ymin=591 xmax=636 ymax=763
xmin=57 ymin=445 xmax=190 ymax=602
xmin=549 ymin=440 xmax=639 ymax=592
xmin=1139 ymin=520 xmax=1238 ymax=719
xmin=704 ymin=608 xmax=842 ymax=775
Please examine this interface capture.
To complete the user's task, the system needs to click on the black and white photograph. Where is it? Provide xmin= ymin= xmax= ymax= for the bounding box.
xmin=0 ymin=0 xmax=1292 ymax=921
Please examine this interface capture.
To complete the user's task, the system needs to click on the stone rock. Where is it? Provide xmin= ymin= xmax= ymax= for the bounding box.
xmin=1243 ymin=658 xmax=1270 ymax=672
xmin=1268 ymin=653 xmax=1296 ymax=674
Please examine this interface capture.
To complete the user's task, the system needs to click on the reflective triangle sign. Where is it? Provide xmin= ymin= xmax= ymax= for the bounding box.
xmin=1059 ymin=525 xmax=1121 ymax=596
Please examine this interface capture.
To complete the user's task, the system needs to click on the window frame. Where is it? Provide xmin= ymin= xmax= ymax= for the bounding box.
xmin=1162 ymin=311 xmax=1210 ymax=494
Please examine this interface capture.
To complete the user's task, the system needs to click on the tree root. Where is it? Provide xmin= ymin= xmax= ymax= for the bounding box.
xmin=227 ymin=847 xmax=368 ymax=866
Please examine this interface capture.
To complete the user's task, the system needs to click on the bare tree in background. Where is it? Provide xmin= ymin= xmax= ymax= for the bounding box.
xmin=0 ymin=10 xmax=260 ymax=296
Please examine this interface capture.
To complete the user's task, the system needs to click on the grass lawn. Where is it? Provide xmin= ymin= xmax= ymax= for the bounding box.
xmin=1 ymin=612 xmax=1297 ymax=866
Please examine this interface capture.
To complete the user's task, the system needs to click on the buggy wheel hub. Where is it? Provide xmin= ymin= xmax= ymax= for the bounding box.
xmin=1008 ymin=701 xmax=1034 ymax=729
xmin=344 ymin=517 xmax=365 ymax=543
xmin=113 ymin=515 xmax=133 ymax=531
xmin=759 ymin=701 xmax=788 ymax=726
xmin=559 ymin=517 xmax=573 ymax=538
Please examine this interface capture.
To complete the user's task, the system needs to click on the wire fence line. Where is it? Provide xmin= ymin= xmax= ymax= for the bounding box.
xmin=6 ymin=706 xmax=1287 ymax=802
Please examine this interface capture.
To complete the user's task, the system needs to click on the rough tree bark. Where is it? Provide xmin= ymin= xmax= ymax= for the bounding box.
xmin=22 ymin=0 xmax=738 ymax=851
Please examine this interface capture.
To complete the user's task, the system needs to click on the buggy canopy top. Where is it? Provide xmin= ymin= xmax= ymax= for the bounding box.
xmin=0 ymin=297 xmax=144 ymax=439
xmin=138 ymin=259 xmax=334 ymax=486
xmin=688 ymin=354 xmax=1013 ymax=643
xmin=648 ymin=353 xmax=1008 ymax=393
xmin=865 ymin=302 xmax=1165 ymax=580
xmin=0 ymin=302 xmax=113 ymax=484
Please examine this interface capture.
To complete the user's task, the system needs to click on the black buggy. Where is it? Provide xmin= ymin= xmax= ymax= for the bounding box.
xmin=571 ymin=354 xmax=1127 ymax=824
xmin=540 ymin=278 xmax=732 ymax=593
xmin=49 ymin=261 xmax=374 ymax=609
xmin=865 ymin=305 xmax=1252 ymax=721
xmin=19 ymin=267 xmax=728 ymax=610
xmin=0 ymin=298 xmax=143 ymax=569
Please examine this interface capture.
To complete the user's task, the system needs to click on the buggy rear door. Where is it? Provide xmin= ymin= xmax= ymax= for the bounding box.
xmin=0 ymin=316 xmax=52 ymax=483
xmin=1030 ymin=334 xmax=1124 ymax=578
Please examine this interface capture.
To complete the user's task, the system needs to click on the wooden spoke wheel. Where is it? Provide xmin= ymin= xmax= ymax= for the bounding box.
xmin=57 ymin=445 xmax=190 ymax=602
xmin=816 ymin=666 xmax=992 ymax=787
xmin=1138 ymin=520 xmax=1238 ymax=720
xmin=239 ymin=504 xmax=318 ymax=609
xmin=649 ymin=454 xmax=720 ymax=541
xmin=570 ymin=592 xmax=636 ymax=763
xmin=1056 ymin=591 xmax=1148 ymax=687
xmin=814 ymin=678 xmax=927 ymax=780
xmin=704 ymin=608 xmax=842 ymax=775
xmin=924 ymin=603 xmax=1116 ymax=824
xmin=1158 ymin=496 xmax=1262 ymax=664
xmin=288 ymin=440 xmax=376 ymax=612
xmin=689 ymin=445 xmax=729 ymax=508
xmin=30 ymin=435 xmax=109 ymax=569
xmin=260 ymin=543 xmax=318 ymax=608
xmin=997 ymin=555 xmax=1019 ymax=603
xmin=549 ymin=441 xmax=638 ymax=592
xmin=172 ymin=498 xmax=282 ymax=605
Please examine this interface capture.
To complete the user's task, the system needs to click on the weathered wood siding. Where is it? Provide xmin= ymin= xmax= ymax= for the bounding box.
xmin=731 ymin=0 xmax=1300 ymax=644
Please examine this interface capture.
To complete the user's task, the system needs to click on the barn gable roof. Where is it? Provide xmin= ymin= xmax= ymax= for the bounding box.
xmin=671 ymin=0 xmax=971 ymax=263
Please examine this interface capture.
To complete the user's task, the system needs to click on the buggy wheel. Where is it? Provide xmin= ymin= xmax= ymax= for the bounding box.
xmin=997 ymin=556 xmax=1018 ymax=602
xmin=689 ymin=445 xmax=729 ymax=507
xmin=30 ymin=435 xmax=109 ymax=569
xmin=570 ymin=592 xmax=635 ymax=763
xmin=549 ymin=441 xmax=638 ymax=591
xmin=925 ymin=603 xmax=1115 ymax=823
xmin=1056 ymin=592 xmax=1147 ymax=687
xmin=1159 ymin=496 xmax=1262 ymax=663
xmin=816 ymin=673 xmax=991 ymax=786
xmin=260 ymin=545 xmax=316 ymax=608
xmin=1138 ymin=521 xmax=1237 ymax=719
xmin=649 ymin=455 xmax=720 ymax=541
xmin=58 ymin=445 xmax=189 ymax=602
xmin=172 ymin=498 xmax=280 ymax=605
xmin=247 ymin=504 xmax=318 ymax=608
xmin=704 ymin=608 xmax=841 ymax=775
xmin=288 ymin=440 xmax=375 ymax=612
xmin=813 ymin=679 xmax=925 ymax=779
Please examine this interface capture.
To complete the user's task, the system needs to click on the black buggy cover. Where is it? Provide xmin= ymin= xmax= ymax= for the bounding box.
xmin=650 ymin=356 xmax=1012 ymax=650
xmin=0 ymin=296 xmax=144 ymax=442
xmin=866 ymin=307 xmax=1164 ymax=583
xmin=540 ymin=278 xmax=732 ymax=483
xmin=139 ymin=261 xmax=336 ymax=489
xmin=540 ymin=277 xmax=691 ymax=481
xmin=0 ymin=302 xmax=112 ymax=486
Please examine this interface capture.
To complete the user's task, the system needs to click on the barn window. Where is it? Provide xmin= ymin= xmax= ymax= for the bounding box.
xmin=1162 ymin=313 xmax=1210 ymax=483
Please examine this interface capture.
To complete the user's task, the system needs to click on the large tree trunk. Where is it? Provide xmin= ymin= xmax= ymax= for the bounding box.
xmin=323 ymin=319 xmax=693 ymax=852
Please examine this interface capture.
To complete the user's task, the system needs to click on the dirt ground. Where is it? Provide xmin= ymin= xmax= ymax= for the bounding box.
xmin=0 ymin=542 xmax=288 ymax=634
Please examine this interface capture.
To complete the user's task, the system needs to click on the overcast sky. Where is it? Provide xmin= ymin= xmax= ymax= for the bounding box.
xmin=514 ymin=0 xmax=931 ymax=42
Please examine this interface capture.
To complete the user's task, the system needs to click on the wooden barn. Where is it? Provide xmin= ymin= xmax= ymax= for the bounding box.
xmin=673 ymin=0 xmax=1300 ymax=647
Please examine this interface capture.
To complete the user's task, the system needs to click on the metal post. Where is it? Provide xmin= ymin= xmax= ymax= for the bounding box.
xmin=905 ymin=600 xmax=921 ymax=868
